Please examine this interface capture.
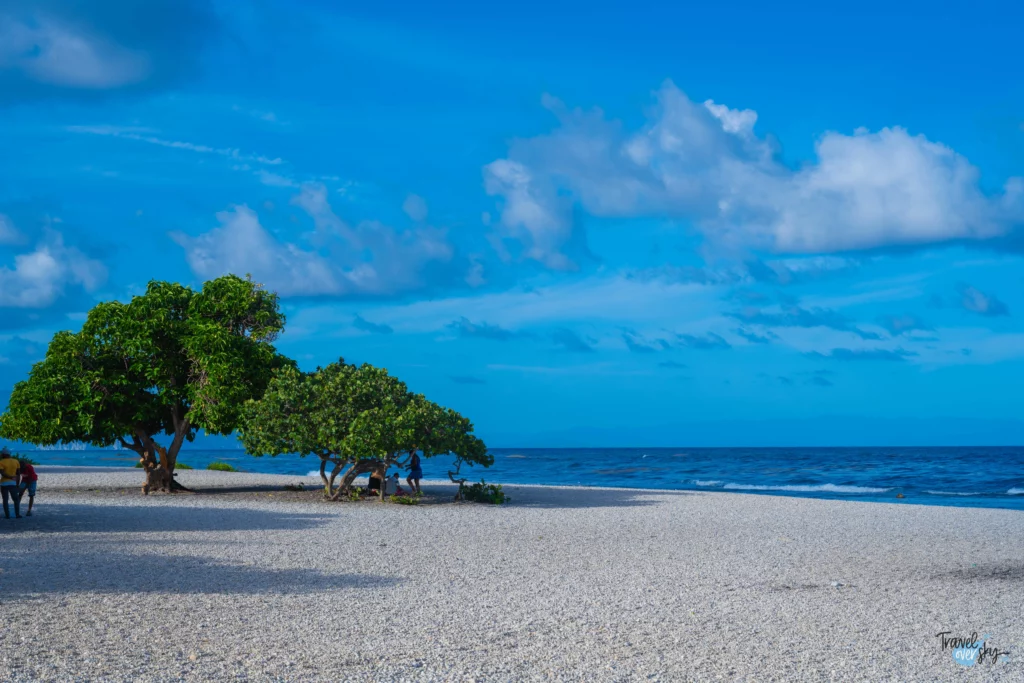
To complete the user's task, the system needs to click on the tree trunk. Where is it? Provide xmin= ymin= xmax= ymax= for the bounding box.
xmin=333 ymin=460 xmax=380 ymax=500
xmin=164 ymin=418 xmax=192 ymax=492
xmin=318 ymin=456 xmax=329 ymax=494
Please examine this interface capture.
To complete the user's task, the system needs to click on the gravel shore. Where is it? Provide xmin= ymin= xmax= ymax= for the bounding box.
xmin=0 ymin=466 xmax=1021 ymax=681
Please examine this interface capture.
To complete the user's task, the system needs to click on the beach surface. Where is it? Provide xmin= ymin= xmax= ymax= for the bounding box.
xmin=0 ymin=466 xmax=1021 ymax=681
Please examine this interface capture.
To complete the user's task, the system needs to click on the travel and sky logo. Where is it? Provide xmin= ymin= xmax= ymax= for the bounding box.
xmin=936 ymin=632 xmax=1010 ymax=667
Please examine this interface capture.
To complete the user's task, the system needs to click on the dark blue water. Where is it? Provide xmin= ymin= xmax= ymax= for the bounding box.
xmin=21 ymin=446 xmax=1024 ymax=511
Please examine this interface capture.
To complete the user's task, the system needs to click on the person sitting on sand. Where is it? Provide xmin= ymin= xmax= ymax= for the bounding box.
xmin=406 ymin=450 xmax=423 ymax=495
xmin=0 ymin=447 xmax=22 ymax=519
xmin=384 ymin=472 xmax=400 ymax=496
xmin=18 ymin=459 xmax=38 ymax=517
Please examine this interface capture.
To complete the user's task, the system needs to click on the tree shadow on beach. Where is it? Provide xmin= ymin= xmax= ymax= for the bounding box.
xmin=0 ymin=503 xmax=401 ymax=595
xmin=0 ymin=502 xmax=330 ymax=535
xmin=422 ymin=483 xmax=696 ymax=509
xmin=0 ymin=547 xmax=401 ymax=595
xmin=933 ymin=562 xmax=1024 ymax=583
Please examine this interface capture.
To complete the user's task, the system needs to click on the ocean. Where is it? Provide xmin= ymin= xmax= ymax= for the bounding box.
xmin=21 ymin=445 xmax=1024 ymax=511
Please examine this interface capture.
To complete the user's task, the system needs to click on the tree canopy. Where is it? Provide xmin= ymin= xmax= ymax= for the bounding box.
xmin=239 ymin=359 xmax=490 ymax=498
xmin=0 ymin=275 xmax=289 ymax=492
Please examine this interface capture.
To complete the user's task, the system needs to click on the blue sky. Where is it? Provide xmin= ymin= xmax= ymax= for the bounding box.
xmin=1 ymin=0 xmax=1023 ymax=446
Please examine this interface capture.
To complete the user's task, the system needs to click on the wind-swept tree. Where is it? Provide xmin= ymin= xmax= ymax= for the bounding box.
xmin=238 ymin=359 xmax=490 ymax=499
xmin=0 ymin=275 xmax=289 ymax=493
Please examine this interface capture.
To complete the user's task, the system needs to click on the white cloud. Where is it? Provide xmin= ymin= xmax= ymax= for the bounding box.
xmin=402 ymin=194 xmax=428 ymax=222
xmin=0 ymin=14 xmax=150 ymax=88
xmin=257 ymin=170 xmax=298 ymax=187
xmin=0 ymin=234 xmax=107 ymax=308
xmin=0 ymin=214 xmax=22 ymax=245
xmin=288 ymin=272 xmax=725 ymax=338
xmin=485 ymin=81 xmax=1024 ymax=266
xmin=67 ymin=126 xmax=284 ymax=165
xmin=173 ymin=187 xmax=457 ymax=298
xmin=171 ymin=206 xmax=341 ymax=297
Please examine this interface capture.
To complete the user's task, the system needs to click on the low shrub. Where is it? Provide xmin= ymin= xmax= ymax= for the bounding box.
xmin=389 ymin=494 xmax=419 ymax=505
xmin=17 ymin=455 xmax=39 ymax=465
xmin=283 ymin=483 xmax=304 ymax=492
xmin=207 ymin=461 xmax=237 ymax=472
xmin=459 ymin=480 xmax=509 ymax=505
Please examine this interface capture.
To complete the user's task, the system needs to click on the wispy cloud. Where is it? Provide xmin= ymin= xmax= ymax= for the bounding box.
xmin=729 ymin=304 xmax=879 ymax=340
xmin=551 ymin=328 xmax=594 ymax=353
xmin=67 ymin=125 xmax=284 ymax=165
xmin=622 ymin=329 xmax=664 ymax=353
xmin=734 ymin=327 xmax=777 ymax=344
xmin=449 ymin=375 xmax=486 ymax=385
xmin=877 ymin=313 xmax=932 ymax=336
xmin=809 ymin=348 xmax=916 ymax=362
xmin=676 ymin=332 xmax=731 ymax=350
xmin=957 ymin=283 xmax=1009 ymax=317
xmin=447 ymin=317 xmax=524 ymax=341
xmin=352 ymin=314 xmax=393 ymax=334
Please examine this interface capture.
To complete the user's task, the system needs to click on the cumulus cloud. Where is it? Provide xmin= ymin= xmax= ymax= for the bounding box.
xmin=173 ymin=186 xmax=458 ymax=298
xmin=957 ymin=283 xmax=1009 ymax=317
xmin=484 ymin=81 xmax=1024 ymax=267
xmin=0 ymin=232 xmax=106 ymax=308
xmin=0 ymin=0 xmax=218 ymax=101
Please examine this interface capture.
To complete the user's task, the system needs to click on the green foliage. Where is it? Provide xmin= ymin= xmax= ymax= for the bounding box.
xmin=282 ymin=483 xmax=304 ymax=492
xmin=239 ymin=359 xmax=491 ymax=473
xmin=459 ymin=480 xmax=509 ymax=505
xmin=0 ymin=275 xmax=289 ymax=477
xmin=207 ymin=461 xmax=237 ymax=472
xmin=16 ymin=455 xmax=38 ymax=466
xmin=389 ymin=494 xmax=419 ymax=505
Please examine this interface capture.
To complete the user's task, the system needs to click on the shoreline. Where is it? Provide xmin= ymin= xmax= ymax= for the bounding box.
xmin=33 ymin=465 xmax=1024 ymax=512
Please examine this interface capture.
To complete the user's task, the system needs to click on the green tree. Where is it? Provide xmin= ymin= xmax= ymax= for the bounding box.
xmin=0 ymin=275 xmax=289 ymax=493
xmin=239 ymin=359 xmax=490 ymax=499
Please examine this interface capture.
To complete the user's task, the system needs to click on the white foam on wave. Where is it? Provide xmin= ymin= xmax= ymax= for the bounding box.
xmin=1008 ymin=488 xmax=1024 ymax=495
xmin=924 ymin=490 xmax=986 ymax=497
xmin=692 ymin=480 xmax=724 ymax=487
xmin=722 ymin=483 xmax=891 ymax=494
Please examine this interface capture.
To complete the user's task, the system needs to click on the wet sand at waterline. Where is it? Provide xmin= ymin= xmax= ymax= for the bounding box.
xmin=0 ymin=467 xmax=1021 ymax=681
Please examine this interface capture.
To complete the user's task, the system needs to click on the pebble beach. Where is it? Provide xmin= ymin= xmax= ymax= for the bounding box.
xmin=1 ymin=466 xmax=1022 ymax=681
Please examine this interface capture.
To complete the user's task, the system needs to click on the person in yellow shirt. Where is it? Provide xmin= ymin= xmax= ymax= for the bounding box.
xmin=0 ymin=447 xmax=22 ymax=519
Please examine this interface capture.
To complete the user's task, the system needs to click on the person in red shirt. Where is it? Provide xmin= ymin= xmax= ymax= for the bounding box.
xmin=18 ymin=460 xmax=37 ymax=517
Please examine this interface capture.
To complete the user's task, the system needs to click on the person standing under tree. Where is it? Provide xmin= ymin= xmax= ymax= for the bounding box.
xmin=18 ymin=459 xmax=38 ymax=516
xmin=406 ymin=449 xmax=423 ymax=495
xmin=0 ymin=447 xmax=22 ymax=519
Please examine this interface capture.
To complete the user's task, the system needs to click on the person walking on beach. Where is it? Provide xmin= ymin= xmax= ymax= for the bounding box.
xmin=406 ymin=450 xmax=423 ymax=495
xmin=18 ymin=459 xmax=38 ymax=516
xmin=0 ymin=447 xmax=22 ymax=519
